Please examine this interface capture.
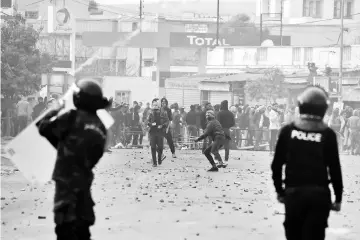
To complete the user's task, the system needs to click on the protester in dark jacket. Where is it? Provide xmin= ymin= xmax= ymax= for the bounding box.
xmin=161 ymin=97 xmax=176 ymax=158
xmin=130 ymin=105 xmax=142 ymax=146
xmin=32 ymin=97 xmax=46 ymax=120
xmin=195 ymin=110 xmax=227 ymax=172
xmin=195 ymin=105 xmax=202 ymax=129
xmin=217 ymin=100 xmax=235 ymax=163
xmin=214 ymin=104 xmax=220 ymax=118
xmin=201 ymin=102 xmax=214 ymax=152
xmin=186 ymin=105 xmax=198 ymax=138
xmin=148 ymin=98 xmax=169 ymax=167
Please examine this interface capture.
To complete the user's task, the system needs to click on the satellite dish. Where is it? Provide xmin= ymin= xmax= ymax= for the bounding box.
xmin=261 ymin=39 xmax=274 ymax=47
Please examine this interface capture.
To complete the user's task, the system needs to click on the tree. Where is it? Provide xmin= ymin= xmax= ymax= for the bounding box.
xmin=1 ymin=13 xmax=53 ymax=99
xmin=245 ymin=68 xmax=287 ymax=104
xmin=220 ymin=14 xmax=270 ymax=41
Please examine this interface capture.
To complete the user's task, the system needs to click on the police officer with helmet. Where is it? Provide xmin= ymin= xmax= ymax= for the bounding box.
xmin=271 ymin=86 xmax=343 ymax=240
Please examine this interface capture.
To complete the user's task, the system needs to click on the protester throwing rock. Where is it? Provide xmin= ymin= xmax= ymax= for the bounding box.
xmin=35 ymin=78 xmax=111 ymax=240
xmin=271 ymin=86 xmax=343 ymax=240
xmin=194 ymin=110 xmax=229 ymax=172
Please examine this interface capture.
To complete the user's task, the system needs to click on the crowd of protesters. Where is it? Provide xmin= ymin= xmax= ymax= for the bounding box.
xmin=2 ymin=94 xmax=359 ymax=156
xmin=105 ymin=98 xmax=360 ymax=156
xmin=1 ymin=95 xmax=60 ymax=137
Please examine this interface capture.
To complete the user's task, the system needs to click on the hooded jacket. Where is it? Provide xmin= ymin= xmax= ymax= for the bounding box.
xmin=147 ymin=108 xmax=169 ymax=136
xmin=161 ymin=97 xmax=172 ymax=121
xmin=217 ymin=100 xmax=235 ymax=129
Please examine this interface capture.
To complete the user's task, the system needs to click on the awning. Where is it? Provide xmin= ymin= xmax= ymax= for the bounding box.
xmin=199 ymin=81 xmax=230 ymax=91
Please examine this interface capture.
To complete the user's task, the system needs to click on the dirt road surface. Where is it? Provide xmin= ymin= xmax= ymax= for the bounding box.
xmin=1 ymin=149 xmax=359 ymax=240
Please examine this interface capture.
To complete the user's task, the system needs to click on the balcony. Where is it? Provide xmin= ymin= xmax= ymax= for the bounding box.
xmin=206 ymin=45 xmax=360 ymax=74
xmin=26 ymin=18 xmax=137 ymax=34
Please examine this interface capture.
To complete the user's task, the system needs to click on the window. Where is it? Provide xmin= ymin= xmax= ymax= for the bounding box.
xmin=1 ymin=0 xmax=12 ymax=8
xmin=132 ymin=22 xmax=138 ymax=31
xmin=344 ymin=46 xmax=351 ymax=61
xmin=184 ymin=24 xmax=208 ymax=33
xmin=143 ymin=59 xmax=154 ymax=67
xmin=303 ymin=0 xmax=323 ymax=18
xmin=292 ymin=47 xmax=301 ymax=62
xmin=115 ymin=91 xmax=131 ymax=104
xmin=304 ymin=47 xmax=313 ymax=63
xmin=224 ymin=48 xmax=234 ymax=65
xmin=257 ymin=48 xmax=268 ymax=61
xmin=201 ymin=91 xmax=210 ymax=105
xmin=334 ymin=0 xmax=353 ymax=19
xmin=25 ymin=11 xmax=39 ymax=19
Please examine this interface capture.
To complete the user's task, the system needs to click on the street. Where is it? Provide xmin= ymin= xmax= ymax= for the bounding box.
xmin=1 ymin=149 xmax=360 ymax=240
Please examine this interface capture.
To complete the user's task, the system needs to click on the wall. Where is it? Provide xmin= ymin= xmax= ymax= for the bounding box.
xmin=102 ymin=77 xmax=156 ymax=104
xmin=206 ymin=45 xmax=360 ymax=72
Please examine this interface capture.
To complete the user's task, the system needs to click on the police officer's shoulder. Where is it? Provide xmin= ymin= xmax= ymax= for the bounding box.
xmin=324 ymin=126 xmax=338 ymax=140
xmin=58 ymin=108 xmax=77 ymax=121
xmin=278 ymin=122 xmax=293 ymax=136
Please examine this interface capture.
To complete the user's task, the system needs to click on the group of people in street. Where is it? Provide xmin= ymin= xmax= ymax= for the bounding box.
xmin=104 ymin=95 xmax=360 ymax=160
xmin=325 ymin=106 xmax=360 ymax=155
xmin=31 ymin=77 xmax=345 ymax=240
xmin=1 ymin=95 xmax=62 ymax=137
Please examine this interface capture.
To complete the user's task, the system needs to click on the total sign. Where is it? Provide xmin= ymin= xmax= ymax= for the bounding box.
xmin=186 ymin=35 xmax=229 ymax=47
xmin=170 ymin=33 xmax=232 ymax=48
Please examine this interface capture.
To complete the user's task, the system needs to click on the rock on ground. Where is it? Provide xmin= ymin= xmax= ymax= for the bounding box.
xmin=1 ymin=149 xmax=360 ymax=240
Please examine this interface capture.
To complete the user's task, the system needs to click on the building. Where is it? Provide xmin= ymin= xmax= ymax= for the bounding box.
xmin=255 ymin=0 xmax=360 ymax=46
xmin=17 ymin=0 xmax=289 ymax=96
xmin=206 ymin=45 xmax=360 ymax=73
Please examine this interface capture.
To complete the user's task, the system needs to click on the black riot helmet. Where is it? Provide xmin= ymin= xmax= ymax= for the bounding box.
xmin=73 ymin=78 xmax=110 ymax=113
xmin=297 ymin=85 xmax=330 ymax=120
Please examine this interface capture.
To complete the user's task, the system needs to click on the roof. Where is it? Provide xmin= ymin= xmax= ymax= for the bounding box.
xmin=167 ymin=72 xmax=310 ymax=85
xmin=284 ymin=77 xmax=308 ymax=84
xmin=199 ymin=73 xmax=264 ymax=83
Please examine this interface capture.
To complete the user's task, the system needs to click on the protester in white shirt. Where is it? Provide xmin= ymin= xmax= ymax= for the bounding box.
xmin=268 ymin=104 xmax=281 ymax=154
xmin=16 ymin=97 xmax=32 ymax=134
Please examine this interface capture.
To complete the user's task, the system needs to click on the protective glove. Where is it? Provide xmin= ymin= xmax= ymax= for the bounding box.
xmin=277 ymin=194 xmax=285 ymax=204
xmin=331 ymin=202 xmax=341 ymax=212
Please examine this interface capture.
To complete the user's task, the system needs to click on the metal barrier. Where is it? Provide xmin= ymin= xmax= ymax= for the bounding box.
xmin=230 ymin=128 xmax=270 ymax=151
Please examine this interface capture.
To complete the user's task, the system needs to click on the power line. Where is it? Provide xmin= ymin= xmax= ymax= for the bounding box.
xmin=24 ymin=0 xmax=360 ymax=36
xmin=67 ymin=0 xmax=360 ymax=31
xmin=26 ymin=0 xmax=47 ymax=6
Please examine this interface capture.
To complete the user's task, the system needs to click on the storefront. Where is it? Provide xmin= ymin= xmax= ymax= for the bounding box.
xmin=164 ymin=77 xmax=201 ymax=109
xmin=199 ymin=81 xmax=232 ymax=106
xmin=343 ymin=86 xmax=360 ymax=109
xmin=199 ymin=73 xmax=264 ymax=106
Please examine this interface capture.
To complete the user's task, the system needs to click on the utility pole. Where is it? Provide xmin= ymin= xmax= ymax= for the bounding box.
xmin=280 ymin=0 xmax=283 ymax=46
xmin=216 ymin=0 xmax=220 ymax=46
xmin=139 ymin=0 xmax=143 ymax=77
xmin=339 ymin=0 xmax=344 ymax=102
xmin=260 ymin=14 xmax=263 ymax=44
